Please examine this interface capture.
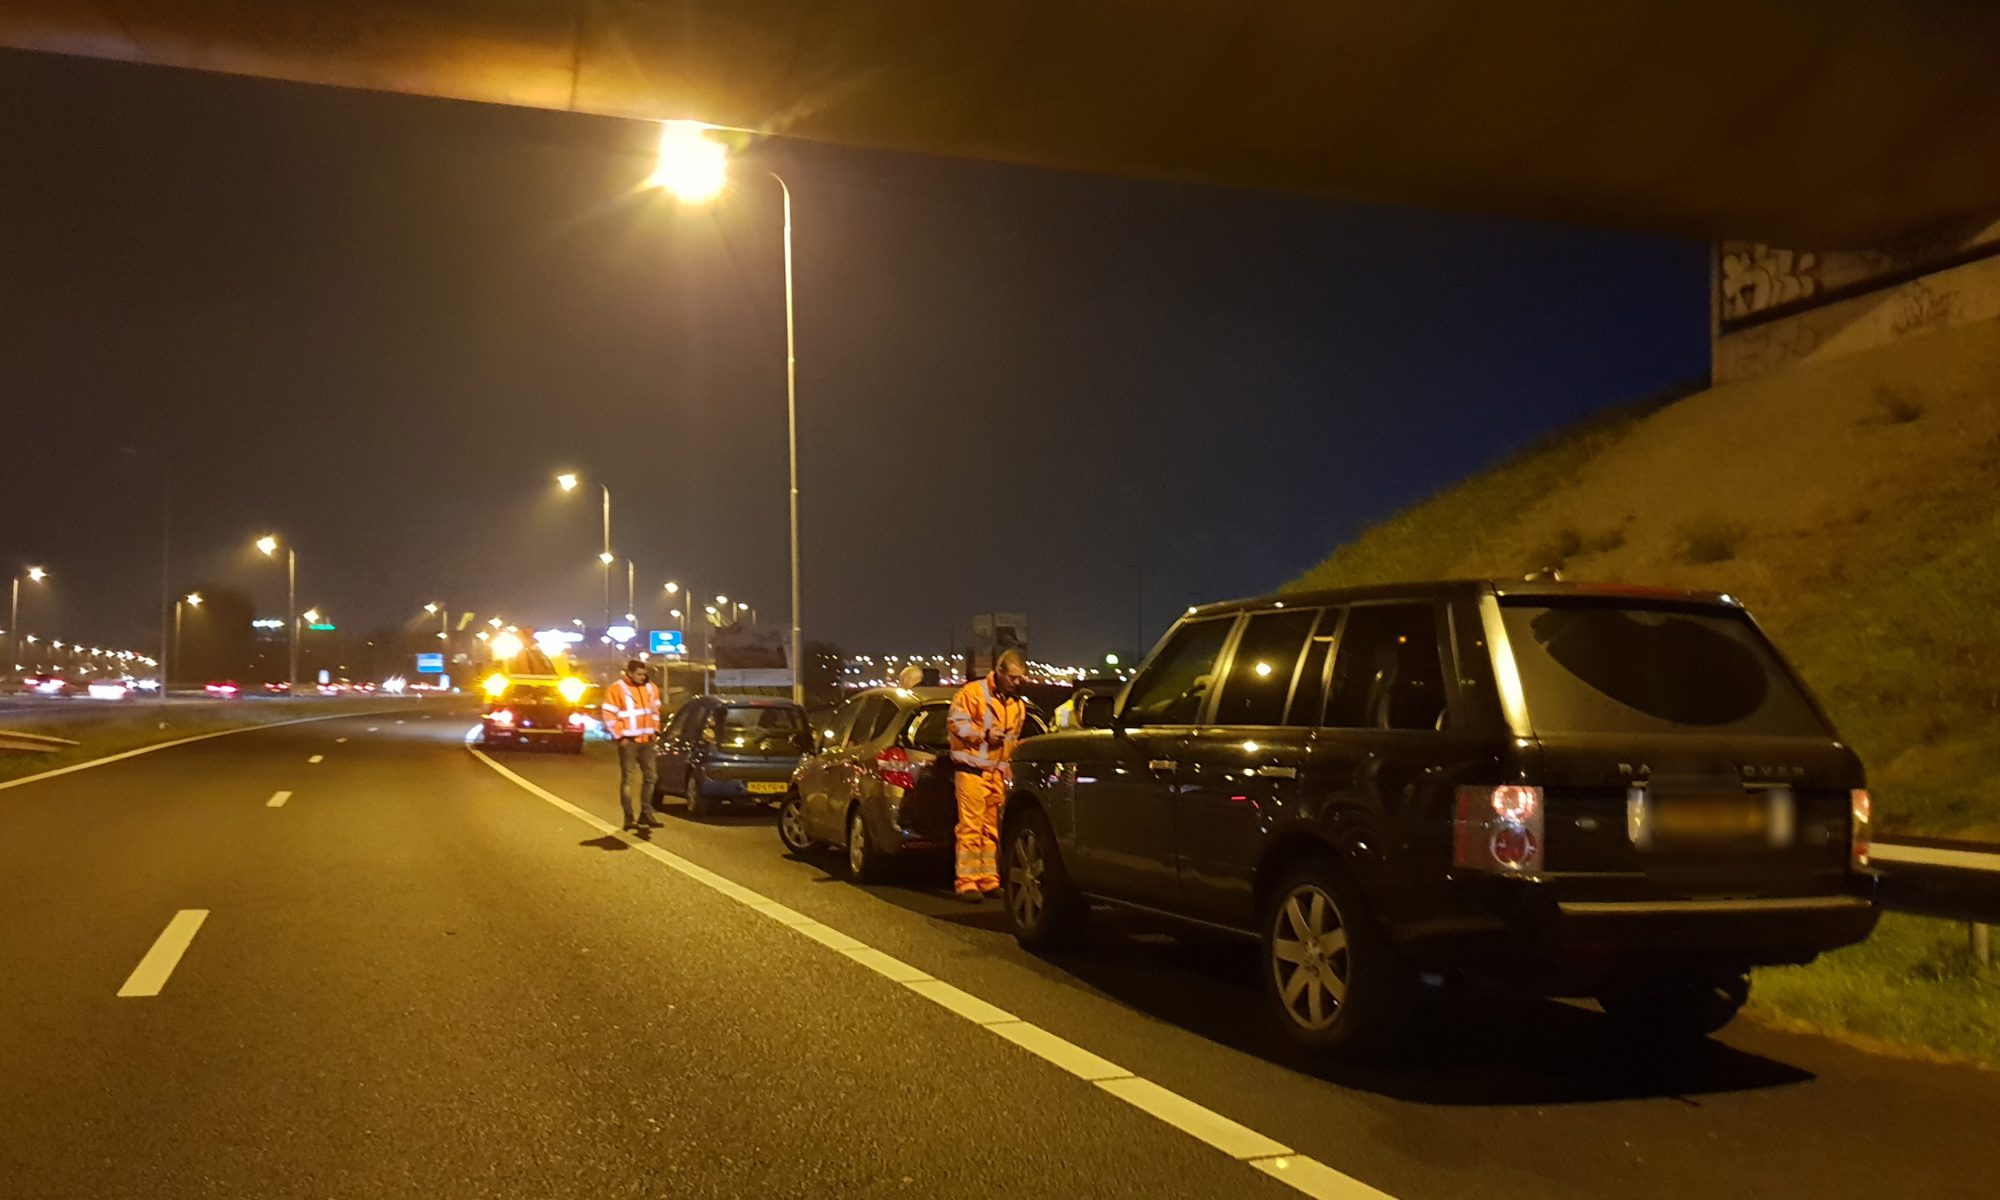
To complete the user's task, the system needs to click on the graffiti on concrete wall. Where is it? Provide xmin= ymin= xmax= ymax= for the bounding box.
xmin=1720 ymin=245 xmax=1821 ymax=320
xmin=1718 ymin=215 xmax=2000 ymax=328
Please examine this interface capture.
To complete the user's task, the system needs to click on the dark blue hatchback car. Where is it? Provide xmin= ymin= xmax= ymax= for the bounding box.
xmin=654 ymin=695 xmax=813 ymax=817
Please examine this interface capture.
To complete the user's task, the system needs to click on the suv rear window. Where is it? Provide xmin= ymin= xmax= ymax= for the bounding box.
xmin=1499 ymin=600 xmax=1828 ymax=736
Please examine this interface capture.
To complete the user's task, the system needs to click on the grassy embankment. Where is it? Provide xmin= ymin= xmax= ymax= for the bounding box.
xmin=1290 ymin=316 xmax=2000 ymax=1066
xmin=0 ymin=697 xmax=435 ymax=785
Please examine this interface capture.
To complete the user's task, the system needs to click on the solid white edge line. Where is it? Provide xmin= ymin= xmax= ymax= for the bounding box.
xmin=903 ymin=977 xmax=1018 ymax=1025
xmin=266 ymin=790 xmax=292 ymax=808
xmin=987 ymin=1020 xmax=1132 ymax=1082
xmin=1096 ymin=1076 xmax=1293 ymax=1160
xmin=1871 ymin=842 xmax=2000 ymax=873
xmin=463 ymin=730 xmax=1397 ymax=1200
xmin=117 ymin=909 xmax=209 ymax=997
xmin=0 ymin=709 xmax=405 ymax=794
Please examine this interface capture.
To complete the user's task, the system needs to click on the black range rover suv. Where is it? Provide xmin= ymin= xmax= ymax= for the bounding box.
xmin=999 ymin=581 xmax=1878 ymax=1056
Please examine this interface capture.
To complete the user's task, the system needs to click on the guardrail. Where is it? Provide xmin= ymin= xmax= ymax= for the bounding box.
xmin=0 ymin=728 xmax=81 ymax=754
xmin=1873 ymin=838 xmax=2000 ymax=965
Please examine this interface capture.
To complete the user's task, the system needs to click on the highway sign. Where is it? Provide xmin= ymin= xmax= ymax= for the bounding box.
xmin=416 ymin=652 xmax=445 ymax=674
xmin=649 ymin=629 xmax=686 ymax=656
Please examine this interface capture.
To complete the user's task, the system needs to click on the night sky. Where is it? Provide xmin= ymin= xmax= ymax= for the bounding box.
xmin=1 ymin=48 xmax=1709 ymax=663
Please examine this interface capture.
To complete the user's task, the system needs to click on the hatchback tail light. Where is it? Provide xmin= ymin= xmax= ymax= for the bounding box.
xmin=877 ymin=745 xmax=916 ymax=792
xmin=487 ymin=708 xmax=515 ymax=727
xmin=1850 ymin=788 xmax=1871 ymax=867
xmin=1453 ymin=785 xmax=1545 ymax=874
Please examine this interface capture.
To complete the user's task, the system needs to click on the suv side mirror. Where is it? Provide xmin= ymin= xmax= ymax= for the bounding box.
xmin=1081 ymin=691 xmax=1117 ymax=730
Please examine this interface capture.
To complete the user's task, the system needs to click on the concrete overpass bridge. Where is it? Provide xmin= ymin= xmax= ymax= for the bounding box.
xmin=6 ymin=1 xmax=2000 ymax=248
xmin=7 ymin=1 xmax=2000 ymax=375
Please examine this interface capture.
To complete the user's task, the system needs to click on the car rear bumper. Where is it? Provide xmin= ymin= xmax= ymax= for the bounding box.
xmin=693 ymin=764 xmax=797 ymax=800
xmin=1398 ymin=877 xmax=1879 ymax=979
xmin=1551 ymin=893 xmax=1877 ymax=953
xmin=484 ymin=727 xmax=582 ymax=742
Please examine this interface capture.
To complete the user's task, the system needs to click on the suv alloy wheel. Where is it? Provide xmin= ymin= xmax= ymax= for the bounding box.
xmin=1003 ymin=807 xmax=1085 ymax=949
xmin=1260 ymin=859 xmax=1413 ymax=1056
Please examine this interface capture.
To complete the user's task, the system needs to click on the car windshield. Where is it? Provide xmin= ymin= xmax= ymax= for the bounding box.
xmin=715 ymin=706 xmax=806 ymax=752
xmin=1499 ymin=599 xmax=1830 ymax=737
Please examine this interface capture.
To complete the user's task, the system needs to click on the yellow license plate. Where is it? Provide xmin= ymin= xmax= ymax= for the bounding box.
xmin=746 ymin=781 xmax=787 ymax=795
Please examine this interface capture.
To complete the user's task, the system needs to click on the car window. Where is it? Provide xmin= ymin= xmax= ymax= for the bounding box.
xmin=1286 ymin=610 xmax=1338 ymax=727
xmin=1323 ymin=603 xmax=1448 ymax=731
xmin=1210 ymin=608 xmax=1320 ymax=727
xmin=1498 ymin=600 xmax=1830 ymax=736
xmin=821 ymin=698 xmax=864 ymax=748
xmin=1122 ymin=617 xmax=1235 ymax=727
xmin=863 ymin=698 xmax=904 ymax=743
xmin=843 ymin=697 xmax=894 ymax=748
xmin=905 ymin=703 xmax=952 ymax=750
xmin=714 ymin=705 xmax=807 ymax=751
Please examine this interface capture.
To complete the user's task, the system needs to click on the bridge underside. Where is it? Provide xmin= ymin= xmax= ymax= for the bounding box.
xmin=5 ymin=1 xmax=2000 ymax=247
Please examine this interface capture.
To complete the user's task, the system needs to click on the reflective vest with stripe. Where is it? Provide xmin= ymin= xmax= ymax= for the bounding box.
xmin=948 ymin=676 xmax=1025 ymax=772
xmin=601 ymin=678 xmax=662 ymax=740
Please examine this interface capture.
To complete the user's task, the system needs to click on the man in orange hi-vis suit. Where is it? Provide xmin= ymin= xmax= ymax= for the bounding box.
xmin=947 ymin=649 xmax=1029 ymax=902
xmin=602 ymin=658 xmax=663 ymax=833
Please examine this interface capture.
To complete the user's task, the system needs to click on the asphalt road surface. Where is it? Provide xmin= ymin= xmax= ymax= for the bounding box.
xmin=4 ymin=710 xmax=1995 ymax=1199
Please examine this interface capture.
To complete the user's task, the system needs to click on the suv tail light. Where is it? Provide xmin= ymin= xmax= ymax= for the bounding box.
xmin=487 ymin=708 xmax=515 ymax=727
xmin=1453 ymin=785 xmax=1544 ymax=874
xmin=877 ymin=745 xmax=916 ymax=792
xmin=1850 ymin=788 xmax=1871 ymax=867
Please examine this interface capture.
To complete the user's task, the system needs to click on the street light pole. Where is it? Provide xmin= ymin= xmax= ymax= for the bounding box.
xmin=647 ymin=127 xmax=803 ymax=705
xmin=174 ymin=593 xmax=201 ymax=680
xmin=601 ymin=483 xmax=613 ymax=629
xmin=11 ymin=567 xmax=47 ymax=679
xmin=287 ymin=547 xmax=298 ymax=693
xmin=779 ymin=175 xmax=802 ymax=704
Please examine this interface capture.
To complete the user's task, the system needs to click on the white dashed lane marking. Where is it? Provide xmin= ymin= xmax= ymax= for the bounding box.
xmin=307 ymin=754 xmax=324 ymax=764
xmin=117 ymin=910 xmax=208 ymax=998
xmin=266 ymin=790 xmax=292 ymax=808
xmin=335 ymin=737 xmax=349 ymax=744
xmin=466 ymin=734 xmax=1394 ymax=1200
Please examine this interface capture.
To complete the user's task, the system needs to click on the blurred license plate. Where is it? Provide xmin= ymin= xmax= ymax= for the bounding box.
xmin=746 ymin=781 xmax=787 ymax=795
xmin=1654 ymin=799 xmax=1766 ymax=841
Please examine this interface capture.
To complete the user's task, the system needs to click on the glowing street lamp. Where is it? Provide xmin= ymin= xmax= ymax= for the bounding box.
xmin=425 ymin=602 xmax=448 ymax=643
xmin=646 ymin=121 xmax=728 ymax=203
xmin=257 ymin=534 xmax=300 ymax=693
xmin=173 ymin=592 xmax=203 ymax=683
xmin=556 ymin=471 xmax=614 ymax=626
xmin=10 ymin=565 xmax=48 ymax=676
xmin=648 ymin=121 xmax=803 ymax=703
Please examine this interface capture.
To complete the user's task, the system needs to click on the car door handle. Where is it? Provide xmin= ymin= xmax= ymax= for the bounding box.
xmin=1255 ymin=766 xmax=1297 ymax=779
xmin=1147 ymin=759 xmax=1178 ymax=773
